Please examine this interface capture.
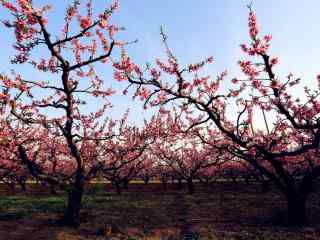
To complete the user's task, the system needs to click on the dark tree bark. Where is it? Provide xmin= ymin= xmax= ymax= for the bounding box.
xmin=187 ymin=178 xmax=194 ymax=194
xmin=50 ymin=185 xmax=57 ymax=195
xmin=63 ymin=172 xmax=84 ymax=227
xmin=244 ymin=176 xmax=250 ymax=185
xmin=161 ymin=179 xmax=167 ymax=190
xmin=231 ymin=176 xmax=237 ymax=184
xmin=143 ymin=176 xmax=150 ymax=185
xmin=205 ymin=178 xmax=210 ymax=185
xmin=19 ymin=181 xmax=27 ymax=192
xmin=7 ymin=182 xmax=16 ymax=191
xmin=286 ymin=193 xmax=307 ymax=226
xmin=115 ymin=181 xmax=122 ymax=195
xmin=260 ymin=180 xmax=271 ymax=193
xmin=123 ymin=179 xmax=129 ymax=190
xmin=177 ymin=178 xmax=183 ymax=190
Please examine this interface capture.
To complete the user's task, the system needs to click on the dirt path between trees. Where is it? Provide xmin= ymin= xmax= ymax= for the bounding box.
xmin=174 ymin=194 xmax=199 ymax=240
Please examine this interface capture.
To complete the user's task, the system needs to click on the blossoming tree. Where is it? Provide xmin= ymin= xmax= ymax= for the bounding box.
xmin=0 ymin=0 xmax=133 ymax=226
xmin=98 ymin=113 xmax=159 ymax=194
xmin=116 ymin=8 xmax=320 ymax=225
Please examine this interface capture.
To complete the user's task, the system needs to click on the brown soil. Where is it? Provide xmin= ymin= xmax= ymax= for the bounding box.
xmin=0 ymin=182 xmax=320 ymax=240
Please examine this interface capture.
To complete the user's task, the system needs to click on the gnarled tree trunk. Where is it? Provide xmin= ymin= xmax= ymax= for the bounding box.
xmin=115 ymin=181 xmax=122 ymax=195
xmin=177 ymin=178 xmax=183 ymax=190
xmin=143 ymin=176 xmax=150 ymax=185
xmin=63 ymin=170 xmax=84 ymax=227
xmin=187 ymin=178 xmax=194 ymax=194
xmin=123 ymin=179 xmax=129 ymax=190
xmin=19 ymin=181 xmax=27 ymax=192
xmin=286 ymin=193 xmax=307 ymax=226
xmin=50 ymin=185 xmax=57 ymax=195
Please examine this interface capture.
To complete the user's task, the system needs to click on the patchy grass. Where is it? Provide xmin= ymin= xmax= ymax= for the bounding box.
xmin=0 ymin=195 xmax=66 ymax=219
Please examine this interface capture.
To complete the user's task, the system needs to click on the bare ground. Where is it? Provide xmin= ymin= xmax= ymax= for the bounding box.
xmin=0 ymin=182 xmax=320 ymax=240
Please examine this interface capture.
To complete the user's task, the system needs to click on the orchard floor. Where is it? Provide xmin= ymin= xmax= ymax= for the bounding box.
xmin=0 ymin=182 xmax=320 ymax=240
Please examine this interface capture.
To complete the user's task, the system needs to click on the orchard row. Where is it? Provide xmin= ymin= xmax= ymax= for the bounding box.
xmin=1 ymin=0 xmax=320 ymax=227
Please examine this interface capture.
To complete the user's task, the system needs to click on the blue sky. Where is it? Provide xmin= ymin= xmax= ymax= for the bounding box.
xmin=1 ymin=1 xmax=320 ymax=125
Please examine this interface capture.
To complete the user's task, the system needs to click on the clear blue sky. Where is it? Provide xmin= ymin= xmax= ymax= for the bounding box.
xmin=1 ymin=1 xmax=319 ymax=125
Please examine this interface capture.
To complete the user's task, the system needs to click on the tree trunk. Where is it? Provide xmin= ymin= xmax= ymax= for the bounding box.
xmin=123 ymin=179 xmax=129 ymax=190
xmin=7 ymin=182 xmax=15 ymax=191
xmin=50 ymin=185 xmax=57 ymax=195
xmin=231 ymin=176 xmax=237 ymax=184
xmin=244 ymin=176 xmax=250 ymax=185
xmin=286 ymin=194 xmax=307 ymax=226
xmin=19 ymin=181 xmax=27 ymax=192
xmin=177 ymin=178 xmax=183 ymax=190
xmin=162 ymin=179 xmax=167 ymax=190
xmin=187 ymin=178 xmax=194 ymax=194
xmin=205 ymin=178 xmax=210 ymax=186
xmin=261 ymin=180 xmax=270 ymax=193
xmin=143 ymin=176 xmax=149 ymax=185
xmin=63 ymin=188 xmax=83 ymax=226
xmin=115 ymin=181 xmax=122 ymax=195
xmin=63 ymin=172 xmax=84 ymax=227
